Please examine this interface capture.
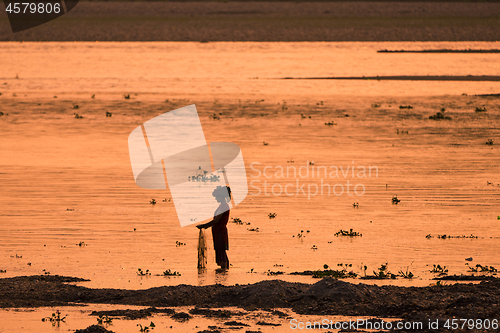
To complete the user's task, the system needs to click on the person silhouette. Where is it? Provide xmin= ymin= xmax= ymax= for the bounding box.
xmin=197 ymin=186 xmax=231 ymax=270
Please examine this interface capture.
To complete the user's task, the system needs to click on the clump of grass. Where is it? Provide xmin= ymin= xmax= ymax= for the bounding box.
xmin=475 ymin=107 xmax=487 ymax=112
xmin=399 ymin=105 xmax=413 ymax=109
xmin=293 ymin=230 xmax=309 ymax=238
xmin=0 ymin=269 xmax=6 ymax=273
xmin=334 ymin=228 xmax=362 ymax=237
xmin=91 ymin=94 xmax=95 ymax=99
xmin=352 ymin=202 xmax=359 ymax=208
xmin=466 ymin=263 xmax=497 ymax=273
xmin=311 ymin=245 xmax=318 ymax=250
xmin=162 ymin=269 xmax=181 ymax=276
xmin=268 ymin=213 xmax=277 ymax=219
xmin=429 ymin=264 xmax=448 ymax=276
xmin=74 ymin=113 xmax=83 ymax=119
xmin=371 ymin=103 xmax=381 ymax=108
xmin=97 ymin=315 xmax=113 ymax=326
xmin=175 ymin=241 xmax=186 ymax=247
xmin=263 ymin=141 xmax=269 ymax=146
xmin=427 ymin=234 xmax=479 ymax=239
xmin=312 ymin=263 xmax=357 ymax=279
xmin=267 ymin=270 xmax=284 ymax=276
xmin=124 ymin=94 xmax=131 ymax=99
xmin=231 ymin=217 xmax=249 ymax=225
xmin=247 ymin=227 xmax=259 ymax=232
xmin=486 ymin=139 xmax=494 ymax=145
xmin=137 ymin=268 xmax=151 ymax=276
xmin=137 ymin=322 xmax=155 ymax=332
xmin=370 ymin=263 xmax=396 ymax=279
xmin=398 ymin=266 xmax=416 ymax=279
xmin=392 ymin=196 xmax=401 ymax=204
xmin=324 ymin=121 xmax=336 ymax=126
xmin=72 ymin=104 xmax=79 ymax=110
xmin=76 ymin=241 xmax=86 ymax=247
xmin=42 ymin=311 xmax=66 ymax=326
xmin=106 ymin=111 xmax=112 ymax=117
xmin=150 ymin=199 xmax=156 ymax=205
xmin=429 ymin=110 xmax=452 ymax=120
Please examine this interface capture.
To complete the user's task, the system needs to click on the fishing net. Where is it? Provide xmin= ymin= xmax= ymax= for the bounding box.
xmin=197 ymin=229 xmax=207 ymax=269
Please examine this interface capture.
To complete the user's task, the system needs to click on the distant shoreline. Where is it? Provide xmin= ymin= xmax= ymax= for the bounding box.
xmin=1 ymin=1 xmax=499 ymax=41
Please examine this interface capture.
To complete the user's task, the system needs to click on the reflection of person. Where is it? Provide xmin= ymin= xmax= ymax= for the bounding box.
xmin=197 ymin=186 xmax=231 ymax=270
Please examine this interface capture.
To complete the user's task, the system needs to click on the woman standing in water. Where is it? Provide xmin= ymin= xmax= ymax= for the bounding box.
xmin=197 ymin=186 xmax=231 ymax=270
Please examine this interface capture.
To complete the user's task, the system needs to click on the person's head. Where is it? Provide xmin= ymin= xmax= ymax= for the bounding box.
xmin=212 ymin=185 xmax=231 ymax=203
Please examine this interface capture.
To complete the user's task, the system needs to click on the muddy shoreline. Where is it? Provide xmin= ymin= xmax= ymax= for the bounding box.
xmin=1 ymin=275 xmax=500 ymax=322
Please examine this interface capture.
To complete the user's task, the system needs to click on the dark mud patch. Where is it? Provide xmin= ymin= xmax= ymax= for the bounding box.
xmin=189 ymin=307 xmax=244 ymax=318
xmin=434 ymin=275 xmax=499 ymax=281
xmin=74 ymin=325 xmax=115 ymax=333
xmin=90 ymin=307 xmax=175 ymax=320
xmin=2 ymin=275 xmax=500 ymax=321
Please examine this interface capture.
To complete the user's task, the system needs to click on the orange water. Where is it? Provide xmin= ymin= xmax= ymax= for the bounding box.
xmin=0 ymin=42 xmax=499 ymax=291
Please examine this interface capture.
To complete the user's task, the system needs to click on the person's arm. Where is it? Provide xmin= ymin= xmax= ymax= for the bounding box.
xmin=196 ymin=213 xmax=223 ymax=229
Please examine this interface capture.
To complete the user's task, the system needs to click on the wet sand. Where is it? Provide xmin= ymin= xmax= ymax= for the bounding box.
xmin=1 ymin=1 xmax=499 ymax=41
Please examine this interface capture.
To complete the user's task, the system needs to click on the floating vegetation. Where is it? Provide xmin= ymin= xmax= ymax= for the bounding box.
xmin=273 ymin=264 xmax=283 ymax=267
xmin=399 ymin=105 xmax=413 ymax=109
xmin=371 ymin=103 xmax=381 ymax=108
xmin=150 ymin=199 xmax=156 ymax=205
xmin=427 ymin=234 xmax=479 ymax=239
xmin=398 ymin=266 xmax=416 ymax=279
xmin=97 ymin=315 xmax=113 ymax=326
xmin=124 ymin=94 xmax=131 ymax=99
xmin=268 ymin=213 xmax=277 ymax=219
xmin=212 ymin=113 xmax=220 ymax=120
xmin=396 ymin=129 xmax=409 ymax=134
xmin=293 ymin=230 xmax=309 ymax=238
xmin=263 ymin=141 xmax=269 ymax=146
xmin=162 ymin=269 xmax=181 ymax=276
xmin=72 ymin=104 xmax=79 ymax=110
xmin=311 ymin=245 xmax=318 ymax=250
xmin=42 ymin=311 xmax=66 ymax=326
xmin=175 ymin=241 xmax=186 ymax=247
xmin=466 ymin=263 xmax=497 ymax=273
xmin=74 ymin=113 xmax=83 ymax=119
xmin=486 ymin=139 xmax=494 ymax=145
xmin=0 ymin=270 xmax=6 ymax=273
xmin=137 ymin=268 xmax=151 ymax=276
xmin=498 ymin=216 xmax=500 ymax=220
xmin=281 ymin=101 xmax=288 ymax=111
xmin=312 ymin=263 xmax=357 ymax=279
xmin=334 ymin=228 xmax=362 ymax=237
xmin=91 ymin=94 xmax=95 ymax=99
xmin=392 ymin=196 xmax=400 ymax=204
xmin=162 ymin=198 xmax=171 ymax=202
xmin=325 ymin=121 xmax=337 ymax=126
xmin=475 ymin=107 xmax=487 ymax=112
xmin=188 ymin=166 xmax=220 ymax=182
xmin=106 ymin=111 xmax=112 ymax=117
xmin=77 ymin=241 xmax=87 ymax=247
xmin=267 ymin=270 xmax=284 ymax=276
xmin=367 ymin=263 xmax=396 ymax=279
xmin=429 ymin=264 xmax=448 ymax=276
xmin=137 ymin=322 xmax=155 ymax=332
xmin=429 ymin=110 xmax=452 ymax=120
xmin=247 ymin=227 xmax=260 ymax=232
xmin=352 ymin=202 xmax=359 ymax=208
xmin=231 ymin=217 xmax=250 ymax=225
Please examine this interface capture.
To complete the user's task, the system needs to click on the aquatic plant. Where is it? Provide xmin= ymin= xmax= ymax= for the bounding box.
xmin=137 ymin=268 xmax=151 ymax=276
xmin=97 ymin=315 xmax=113 ymax=326
xmin=0 ymin=270 xmax=6 ymax=273
xmin=268 ymin=213 xmax=277 ymax=219
xmin=124 ymin=94 xmax=131 ymax=99
xmin=311 ymin=245 xmax=318 ymax=250
xmin=267 ymin=270 xmax=284 ymax=276
xmin=137 ymin=322 xmax=155 ymax=332
xmin=427 ymin=234 xmax=479 ymax=239
xmin=175 ymin=241 xmax=186 ymax=247
xmin=150 ymin=199 xmax=156 ymax=205
xmin=371 ymin=103 xmax=381 ymax=108
xmin=466 ymin=263 xmax=497 ymax=273
xmin=77 ymin=241 xmax=86 ymax=247
xmin=429 ymin=264 xmax=448 ymax=276
xmin=334 ymin=229 xmax=362 ymax=237
xmin=91 ymin=94 xmax=95 ymax=99
xmin=106 ymin=111 xmax=112 ymax=117
xmin=497 ymin=216 xmax=500 ymax=220
xmin=247 ymin=227 xmax=260 ymax=232
xmin=72 ymin=104 xmax=79 ymax=110
xmin=486 ymin=139 xmax=494 ymax=145
xmin=392 ymin=196 xmax=400 ymax=204
xmin=352 ymin=202 xmax=359 ymax=208
xmin=312 ymin=263 xmax=357 ymax=279
xmin=325 ymin=121 xmax=337 ymax=126
xmin=475 ymin=107 xmax=487 ymax=112
xmin=429 ymin=111 xmax=452 ymax=120
xmin=162 ymin=269 xmax=181 ymax=276
xmin=399 ymin=105 xmax=413 ymax=109
xmin=42 ymin=311 xmax=66 ymax=326
xmin=371 ymin=263 xmax=396 ymax=279
xmin=398 ymin=266 xmax=416 ymax=279
xmin=74 ymin=113 xmax=83 ymax=119
xmin=263 ymin=141 xmax=269 ymax=146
